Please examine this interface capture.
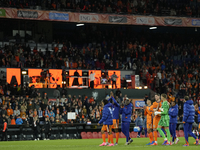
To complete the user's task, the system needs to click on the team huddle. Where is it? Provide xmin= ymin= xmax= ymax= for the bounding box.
xmin=97 ymin=92 xmax=133 ymax=146
xmin=98 ymin=93 xmax=200 ymax=146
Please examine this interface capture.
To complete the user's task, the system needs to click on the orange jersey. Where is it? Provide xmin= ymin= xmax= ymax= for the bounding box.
xmin=144 ymin=105 xmax=153 ymax=124
xmin=149 ymin=101 xmax=162 ymax=113
xmin=149 ymin=101 xmax=162 ymax=128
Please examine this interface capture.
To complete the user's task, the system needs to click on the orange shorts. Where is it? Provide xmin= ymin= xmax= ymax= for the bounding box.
xmin=147 ymin=123 xmax=153 ymax=129
xmin=153 ymin=116 xmax=161 ymax=129
xmin=112 ymin=119 xmax=119 ymax=129
xmin=199 ymin=123 xmax=200 ymax=129
xmin=101 ymin=125 xmax=112 ymax=132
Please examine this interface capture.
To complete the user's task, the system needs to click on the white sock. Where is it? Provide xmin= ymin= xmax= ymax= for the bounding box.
xmin=155 ymin=141 xmax=157 ymax=144
xmin=164 ymin=138 xmax=167 ymax=141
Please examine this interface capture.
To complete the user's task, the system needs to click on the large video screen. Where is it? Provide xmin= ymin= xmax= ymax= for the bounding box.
xmin=7 ymin=68 xmax=21 ymax=85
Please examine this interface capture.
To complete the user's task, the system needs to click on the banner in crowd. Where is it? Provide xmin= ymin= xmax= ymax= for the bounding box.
xmin=67 ymin=112 xmax=76 ymax=119
xmin=134 ymin=100 xmax=145 ymax=108
xmin=1 ymin=7 xmax=200 ymax=27
xmin=48 ymin=98 xmax=56 ymax=102
xmin=130 ymin=99 xmax=145 ymax=109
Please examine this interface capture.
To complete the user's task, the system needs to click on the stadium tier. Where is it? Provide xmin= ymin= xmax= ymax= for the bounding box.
xmin=1 ymin=0 xmax=200 ymax=17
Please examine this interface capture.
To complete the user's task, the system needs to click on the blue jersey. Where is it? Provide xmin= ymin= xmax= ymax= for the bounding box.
xmin=195 ymin=107 xmax=200 ymax=123
xmin=108 ymin=97 xmax=120 ymax=119
xmin=98 ymin=103 xmax=113 ymax=125
xmin=168 ymin=104 xmax=178 ymax=124
xmin=183 ymin=100 xmax=195 ymax=123
xmin=120 ymin=103 xmax=133 ymax=122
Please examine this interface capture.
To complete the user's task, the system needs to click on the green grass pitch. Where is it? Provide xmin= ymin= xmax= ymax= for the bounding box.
xmin=0 ymin=137 xmax=199 ymax=150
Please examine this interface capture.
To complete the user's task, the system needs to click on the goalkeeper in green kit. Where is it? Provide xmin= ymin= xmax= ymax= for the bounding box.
xmin=154 ymin=93 xmax=171 ymax=145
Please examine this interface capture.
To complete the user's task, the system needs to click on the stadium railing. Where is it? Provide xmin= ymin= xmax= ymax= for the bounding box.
xmin=0 ymin=122 xmax=184 ymax=141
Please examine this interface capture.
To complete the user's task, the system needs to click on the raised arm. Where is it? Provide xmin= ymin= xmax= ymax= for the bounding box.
xmin=111 ymin=96 xmax=120 ymax=107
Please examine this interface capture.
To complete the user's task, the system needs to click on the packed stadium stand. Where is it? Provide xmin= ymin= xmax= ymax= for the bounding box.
xmin=1 ymin=0 xmax=200 ymax=17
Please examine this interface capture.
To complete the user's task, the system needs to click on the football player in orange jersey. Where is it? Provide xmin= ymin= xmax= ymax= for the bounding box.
xmin=144 ymin=99 xmax=155 ymax=145
xmin=149 ymin=93 xmax=162 ymax=145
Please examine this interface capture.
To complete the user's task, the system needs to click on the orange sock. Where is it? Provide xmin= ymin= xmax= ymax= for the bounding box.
xmin=116 ymin=132 xmax=119 ymax=143
xmin=154 ymin=131 xmax=157 ymax=141
xmin=110 ymin=134 xmax=114 ymax=144
xmin=151 ymin=132 xmax=155 ymax=141
xmin=108 ymin=135 xmax=110 ymax=143
xmin=186 ymin=140 xmax=189 ymax=145
xmin=102 ymin=134 xmax=106 ymax=143
xmin=149 ymin=132 xmax=153 ymax=143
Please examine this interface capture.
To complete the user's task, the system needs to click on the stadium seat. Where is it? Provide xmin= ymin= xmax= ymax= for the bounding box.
xmin=92 ymin=132 xmax=99 ymax=139
xmin=120 ymin=132 xmax=126 ymax=138
xmin=105 ymin=132 xmax=108 ymax=138
xmin=133 ymin=132 xmax=138 ymax=137
xmin=157 ymin=132 xmax=160 ymax=137
xmin=86 ymin=132 xmax=93 ymax=139
xmin=112 ymin=132 xmax=116 ymax=138
xmin=176 ymin=130 xmax=179 ymax=137
xmin=179 ymin=130 xmax=184 ymax=137
xmin=131 ymin=132 xmax=138 ymax=138
xmin=119 ymin=132 xmax=122 ymax=138
xmin=98 ymin=132 xmax=102 ymax=138
xmin=81 ymin=132 xmax=87 ymax=139
xmin=69 ymin=134 xmax=76 ymax=139
xmin=140 ymin=134 xmax=145 ymax=138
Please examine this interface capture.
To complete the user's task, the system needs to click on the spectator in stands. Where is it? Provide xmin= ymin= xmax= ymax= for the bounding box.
xmin=1 ymin=105 xmax=7 ymax=116
xmin=6 ymin=115 xmax=11 ymax=125
xmin=21 ymin=103 xmax=27 ymax=112
xmin=40 ymin=101 xmax=47 ymax=111
xmin=7 ymin=106 xmax=13 ymax=117
xmin=42 ymin=96 xmax=48 ymax=105
xmin=89 ymin=96 xmax=94 ymax=103
xmin=55 ymin=115 xmax=60 ymax=124
xmin=51 ymin=117 xmax=55 ymax=124
xmin=16 ymin=116 xmax=23 ymax=125
xmin=11 ymin=116 xmax=16 ymax=125
xmin=61 ymin=95 xmax=66 ymax=104
xmin=59 ymin=115 xmax=65 ymax=123
xmin=121 ymin=77 xmax=127 ymax=89
xmin=20 ymin=109 xmax=26 ymax=117
xmin=14 ymin=106 xmax=20 ymax=116
xmin=116 ymin=88 xmax=121 ymax=97
xmin=49 ymin=109 xmax=55 ymax=118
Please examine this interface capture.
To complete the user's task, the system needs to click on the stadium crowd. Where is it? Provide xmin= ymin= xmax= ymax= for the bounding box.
xmin=1 ymin=0 xmax=200 ymax=17
xmin=0 ymin=82 xmax=198 ymax=131
xmin=1 ymin=26 xmax=200 ymax=101
xmin=0 ymin=85 xmax=131 ymax=126
xmin=1 ymin=26 xmax=200 ymax=73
